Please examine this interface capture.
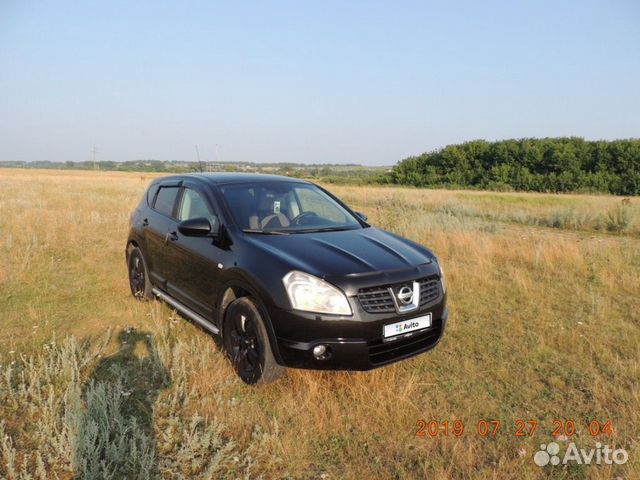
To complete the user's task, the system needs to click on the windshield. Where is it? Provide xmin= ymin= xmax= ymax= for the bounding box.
xmin=220 ymin=182 xmax=362 ymax=233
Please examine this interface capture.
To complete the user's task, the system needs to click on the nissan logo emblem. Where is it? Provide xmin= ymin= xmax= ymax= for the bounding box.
xmin=396 ymin=286 xmax=413 ymax=304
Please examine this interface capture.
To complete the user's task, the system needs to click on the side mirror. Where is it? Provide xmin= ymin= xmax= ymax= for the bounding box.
xmin=178 ymin=217 xmax=219 ymax=237
xmin=355 ymin=211 xmax=368 ymax=222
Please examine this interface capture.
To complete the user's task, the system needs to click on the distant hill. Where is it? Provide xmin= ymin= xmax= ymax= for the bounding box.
xmin=0 ymin=159 xmax=390 ymax=184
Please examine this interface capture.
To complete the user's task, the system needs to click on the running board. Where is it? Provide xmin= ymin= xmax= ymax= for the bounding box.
xmin=152 ymin=287 xmax=220 ymax=335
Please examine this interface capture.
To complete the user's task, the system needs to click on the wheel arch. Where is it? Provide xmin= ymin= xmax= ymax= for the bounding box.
xmin=217 ymin=279 xmax=284 ymax=364
xmin=125 ymin=236 xmax=151 ymax=267
xmin=125 ymin=239 xmax=139 ymax=260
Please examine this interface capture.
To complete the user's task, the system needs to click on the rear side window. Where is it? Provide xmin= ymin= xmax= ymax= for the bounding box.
xmin=153 ymin=186 xmax=179 ymax=217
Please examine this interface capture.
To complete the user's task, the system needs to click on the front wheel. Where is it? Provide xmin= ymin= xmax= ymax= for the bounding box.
xmin=127 ymin=246 xmax=153 ymax=300
xmin=223 ymin=297 xmax=284 ymax=384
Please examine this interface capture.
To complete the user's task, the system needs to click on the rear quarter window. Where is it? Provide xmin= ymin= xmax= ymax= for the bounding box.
xmin=153 ymin=186 xmax=179 ymax=217
xmin=146 ymin=184 xmax=160 ymax=206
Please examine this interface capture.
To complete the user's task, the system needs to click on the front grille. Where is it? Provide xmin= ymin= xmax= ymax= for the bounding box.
xmin=419 ymin=278 xmax=440 ymax=306
xmin=357 ymin=276 xmax=441 ymax=314
xmin=356 ymin=285 xmax=396 ymax=313
xmin=368 ymin=319 xmax=442 ymax=365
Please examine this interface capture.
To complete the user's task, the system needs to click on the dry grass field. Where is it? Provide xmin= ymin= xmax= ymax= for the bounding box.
xmin=0 ymin=168 xmax=639 ymax=479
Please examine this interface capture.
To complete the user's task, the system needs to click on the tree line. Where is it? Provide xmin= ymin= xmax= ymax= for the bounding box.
xmin=388 ymin=138 xmax=640 ymax=195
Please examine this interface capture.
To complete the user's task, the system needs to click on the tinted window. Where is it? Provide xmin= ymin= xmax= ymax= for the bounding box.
xmin=146 ymin=184 xmax=159 ymax=206
xmin=153 ymin=186 xmax=179 ymax=217
xmin=178 ymin=188 xmax=212 ymax=221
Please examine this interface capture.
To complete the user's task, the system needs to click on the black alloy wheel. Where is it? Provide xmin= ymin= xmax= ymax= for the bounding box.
xmin=223 ymin=297 xmax=284 ymax=384
xmin=128 ymin=247 xmax=152 ymax=300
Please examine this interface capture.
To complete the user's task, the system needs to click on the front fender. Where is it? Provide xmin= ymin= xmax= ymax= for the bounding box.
xmin=216 ymin=273 xmax=286 ymax=365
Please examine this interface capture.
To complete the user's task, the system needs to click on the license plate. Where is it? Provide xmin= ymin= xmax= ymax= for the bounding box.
xmin=383 ymin=313 xmax=432 ymax=338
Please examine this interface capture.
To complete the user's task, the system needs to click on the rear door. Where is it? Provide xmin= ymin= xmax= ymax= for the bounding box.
xmin=144 ymin=181 xmax=182 ymax=289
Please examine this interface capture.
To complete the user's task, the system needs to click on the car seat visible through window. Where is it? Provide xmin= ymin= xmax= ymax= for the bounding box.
xmin=256 ymin=191 xmax=290 ymax=229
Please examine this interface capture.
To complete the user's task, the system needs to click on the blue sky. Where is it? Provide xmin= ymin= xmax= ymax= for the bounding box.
xmin=0 ymin=1 xmax=638 ymax=165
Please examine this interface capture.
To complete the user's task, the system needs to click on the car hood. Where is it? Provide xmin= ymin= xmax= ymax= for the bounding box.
xmin=244 ymin=227 xmax=435 ymax=282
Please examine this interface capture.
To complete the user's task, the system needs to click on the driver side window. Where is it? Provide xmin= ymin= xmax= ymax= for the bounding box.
xmin=178 ymin=188 xmax=213 ymax=221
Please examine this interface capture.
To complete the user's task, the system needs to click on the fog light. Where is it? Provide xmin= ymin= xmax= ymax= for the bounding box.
xmin=313 ymin=344 xmax=327 ymax=358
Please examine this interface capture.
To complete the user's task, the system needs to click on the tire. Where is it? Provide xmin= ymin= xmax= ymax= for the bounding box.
xmin=223 ymin=297 xmax=284 ymax=384
xmin=127 ymin=246 xmax=153 ymax=301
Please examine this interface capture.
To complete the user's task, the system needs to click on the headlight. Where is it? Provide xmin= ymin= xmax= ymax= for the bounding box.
xmin=282 ymin=271 xmax=352 ymax=315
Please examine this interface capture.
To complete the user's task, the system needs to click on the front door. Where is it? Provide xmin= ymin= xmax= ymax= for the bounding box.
xmin=166 ymin=184 xmax=223 ymax=318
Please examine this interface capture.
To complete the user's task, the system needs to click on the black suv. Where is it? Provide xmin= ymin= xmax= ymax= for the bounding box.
xmin=126 ymin=173 xmax=447 ymax=384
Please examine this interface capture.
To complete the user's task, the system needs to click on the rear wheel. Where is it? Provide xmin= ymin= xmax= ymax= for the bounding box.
xmin=128 ymin=246 xmax=153 ymax=300
xmin=223 ymin=297 xmax=284 ymax=384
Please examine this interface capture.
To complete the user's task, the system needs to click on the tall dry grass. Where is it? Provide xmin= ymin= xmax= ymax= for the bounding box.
xmin=0 ymin=169 xmax=638 ymax=479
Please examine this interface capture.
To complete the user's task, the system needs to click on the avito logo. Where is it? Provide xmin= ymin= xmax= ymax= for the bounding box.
xmin=534 ymin=442 xmax=628 ymax=467
xmin=395 ymin=321 xmax=419 ymax=333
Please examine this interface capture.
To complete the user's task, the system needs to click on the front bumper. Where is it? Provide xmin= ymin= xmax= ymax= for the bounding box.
xmin=271 ymin=296 xmax=448 ymax=370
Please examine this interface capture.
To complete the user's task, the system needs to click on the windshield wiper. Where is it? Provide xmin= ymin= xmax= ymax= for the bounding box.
xmin=242 ymin=229 xmax=289 ymax=235
xmin=286 ymin=226 xmax=356 ymax=234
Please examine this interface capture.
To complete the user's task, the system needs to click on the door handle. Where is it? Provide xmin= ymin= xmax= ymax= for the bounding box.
xmin=164 ymin=231 xmax=178 ymax=245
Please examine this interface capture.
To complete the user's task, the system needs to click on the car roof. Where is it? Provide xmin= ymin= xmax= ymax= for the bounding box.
xmin=154 ymin=172 xmax=311 ymax=187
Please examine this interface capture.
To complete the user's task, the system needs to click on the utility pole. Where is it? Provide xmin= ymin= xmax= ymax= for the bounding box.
xmin=91 ymin=146 xmax=99 ymax=170
xmin=195 ymin=144 xmax=204 ymax=172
